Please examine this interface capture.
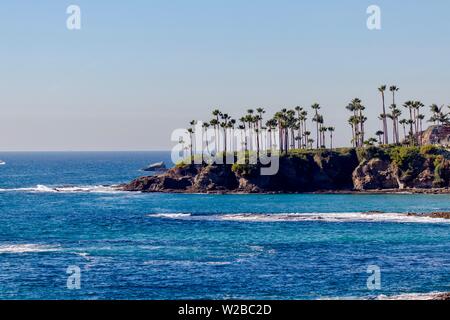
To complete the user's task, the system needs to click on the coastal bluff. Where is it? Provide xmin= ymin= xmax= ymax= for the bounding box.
xmin=122 ymin=145 xmax=450 ymax=193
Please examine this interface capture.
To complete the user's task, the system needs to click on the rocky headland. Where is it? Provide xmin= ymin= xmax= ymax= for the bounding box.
xmin=122 ymin=145 xmax=450 ymax=194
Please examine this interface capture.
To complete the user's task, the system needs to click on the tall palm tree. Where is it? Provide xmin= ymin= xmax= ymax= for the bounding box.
xmin=274 ymin=111 xmax=285 ymax=153
xmin=429 ymin=104 xmax=440 ymax=125
xmin=390 ymin=85 xmax=399 ymax=105
xmin=417 ymin=114 xmax=425 ymax=145
xmin=311 ymin=103 xmax=321 ymax=149
xmin=246 ymin=109 xmax=254 ymax=151
xmin=202 ymin=122 xmax=210 ymax=162
xmin=390 ymin=105 xmax=402 ymax=144
xmin=328 ymin=127 xmax=335 ymax=150
xmin=254 ymin=115 xmax=262 ymax=157
xmin=230 ymin=118 xmax=236 ymax=153
xmin=189 ymin=120 xmax=197 ymax=160
xmin=378 ymin=85 xmax=388 ymax=144
xmin=399 ymin=119 xmax=408 ymax=140
xmin=256 ymin=108 xmax=265 ymax=153
xmin=403 ymin=101 xmax=415 ymax=145
xmin=300 ymin=110 xmax=308 ymax=148
xmin=187 ymin=128 xmax=194 ymax=161
xmin=318 ymin=120 xmax=326 ymax=148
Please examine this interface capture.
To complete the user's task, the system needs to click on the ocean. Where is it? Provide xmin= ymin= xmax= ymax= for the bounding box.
xmin=0 ymin=151 xmax=449 ymax=300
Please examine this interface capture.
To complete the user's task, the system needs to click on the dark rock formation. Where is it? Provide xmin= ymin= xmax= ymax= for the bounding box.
xmin=420 ymin=125 xmax=450 ymax=146
xmin=123 ymin=150 xmax=359 ymax=193
xmin=122 ymin=146 xmax=450 ymax=194
xmin=353 ymin=158 xmax=398 ymax=190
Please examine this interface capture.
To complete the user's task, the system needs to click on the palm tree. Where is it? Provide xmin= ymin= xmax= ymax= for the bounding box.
xmin=311 ymin=103 xmax=321 ymax=148
xmin=390 ymin=85 xmax=399 ymax=105
xmin=378 ymin=85 xmax=388 ymax=144
xmin=189 ymin=120 xmax=197 ymax=160
xmin=399 ymin=119 xmax=408 ymax=140
xmin=212 ymin=109 xmax=222 ymax=151
xmin=256 ymin=108 xmax=266 ymax=153
xmin=417 ymin=114 xmax=425 ymax=145
xmin=403 ymin=101 xmax=415 ymax=145
xmin=352 ymin=98 xmax=366 ymax=147
xmin=375 ymin=130 xmax=384 ymax=145
xmin=304 ymin=131 xmax=311 ymax=149
xmin=300 ymin=110 xmax=308 ymax=148
xmin=328 ymin=127 xmax=335 ymax=150
xmin=218 ymin=113 xmax=230 ymax=160
xmin=429 ymin=104 xmax=440 ymax=125
xmin=274 ymin=111 xmax=286 ymax=153
xmin=389 ymin=105 xmax=402 ymax=144
xmin=230 ymin=118 xmax=236 ymax=153
xmin=202 ymin=122 xmax=211 ymax=162
xmin=346 ymin=102 xmax=357 ymax=147
xmin=187 ymin=128 xmax=194 ymax=161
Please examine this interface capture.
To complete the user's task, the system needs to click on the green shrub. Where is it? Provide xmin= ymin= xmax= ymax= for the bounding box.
xmin=356 ymin=146 xmax=388 ymax=162
xmin=420 ymin=145 xmax=439 ymax=156
xmin=388 ymin=146 xmax=424 ymax=172
xmin=231 ymin=163 xmax=259 ymax=176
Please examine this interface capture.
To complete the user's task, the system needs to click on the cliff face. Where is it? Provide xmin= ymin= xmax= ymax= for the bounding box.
xmin=122 ymin=146 xmax=450 ymax=193
xmin=420 ymin=125 xmax=450 ymax=146
xmin=123 ymin=150 xmax=359 ymax=193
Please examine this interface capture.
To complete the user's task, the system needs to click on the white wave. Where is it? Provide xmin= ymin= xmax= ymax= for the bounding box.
xmin=148 ymin=213 xmax=192 ymax=219
xmin=0 ymin=184 xmax=124 ymax=194
xmin=143 ymin=259 xmax=232 ymax=266
xmin=148 ymin=212 xmax=450 ymax=224
xmin=0 ymin=244 xmax=60 ymax=254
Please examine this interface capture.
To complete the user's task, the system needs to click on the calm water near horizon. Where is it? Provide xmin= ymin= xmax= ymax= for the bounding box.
xmin=0 ymin=151 xmax=450 ymax=299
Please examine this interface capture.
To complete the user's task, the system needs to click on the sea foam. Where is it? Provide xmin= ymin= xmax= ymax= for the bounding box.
xmin=0 ymin=244 xmax=60 ymax=254
xmin=147 ymin=212 xmax=450 ymax=224
xmin=0 ymin=184 xmax=124 ymax=194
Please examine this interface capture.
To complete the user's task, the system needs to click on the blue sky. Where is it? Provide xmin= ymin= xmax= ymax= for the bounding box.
xmin=1 ymin=0 xmax=450 ymax=150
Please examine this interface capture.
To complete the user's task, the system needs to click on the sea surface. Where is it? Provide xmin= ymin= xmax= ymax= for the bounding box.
xmin=0 ymin=151 xmax=450 ymax=300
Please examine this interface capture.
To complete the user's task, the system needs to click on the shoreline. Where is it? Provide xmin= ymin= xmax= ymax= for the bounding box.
xmin=120 ymin=186 xmax=450 ymax=195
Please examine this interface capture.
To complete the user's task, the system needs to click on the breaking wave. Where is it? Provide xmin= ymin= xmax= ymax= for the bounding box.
xmin=149 ymin=213 xmax=192 ymax=219
xmin=147 ymin=212 xmax=450 ymax=224
xmin=0 ymin=244 xmax=60 ymax=254
xmin=0 ymin=184 xmax=124 ymax=194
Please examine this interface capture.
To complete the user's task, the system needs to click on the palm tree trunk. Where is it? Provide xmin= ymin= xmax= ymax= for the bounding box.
xmin=382 ymin=93 xmax=388 ymax=144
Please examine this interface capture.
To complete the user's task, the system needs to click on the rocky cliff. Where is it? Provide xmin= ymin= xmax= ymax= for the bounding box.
xmin=122 ymin=146 xmax=450 ymax=193
xmin=420 ymin=125 xmax=450 ymax=146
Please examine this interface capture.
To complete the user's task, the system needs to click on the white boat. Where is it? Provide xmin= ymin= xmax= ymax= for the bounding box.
xmin=141 ymin=161 xmax=166 ymax=172
xmin=0 ymin=160 xmax=5 ymax=165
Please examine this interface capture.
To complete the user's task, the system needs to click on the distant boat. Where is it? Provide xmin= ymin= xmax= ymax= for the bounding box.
xmin=141 ymin=161 xmax=166 ymax=172
xmin=0 ymin=160 xmax=5 ymax=165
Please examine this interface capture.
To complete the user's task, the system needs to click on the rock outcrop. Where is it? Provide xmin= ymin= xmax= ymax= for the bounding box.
xmin=123 ymin=150 xmax=359 ymax=193
xmin=122 ymin=146 xmax=450 ymax=194
xmin=420 ymin=125 xmax=450 ymax=146
xmin=353 ymin=158 xmax=398 ymax=190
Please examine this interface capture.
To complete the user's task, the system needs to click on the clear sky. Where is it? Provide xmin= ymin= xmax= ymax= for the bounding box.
xmin=1 ymin=0 xmax=450 ymax=151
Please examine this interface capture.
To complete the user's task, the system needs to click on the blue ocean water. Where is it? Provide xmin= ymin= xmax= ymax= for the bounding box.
xmin=0 ymin=152 xmax=450 ymax=300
